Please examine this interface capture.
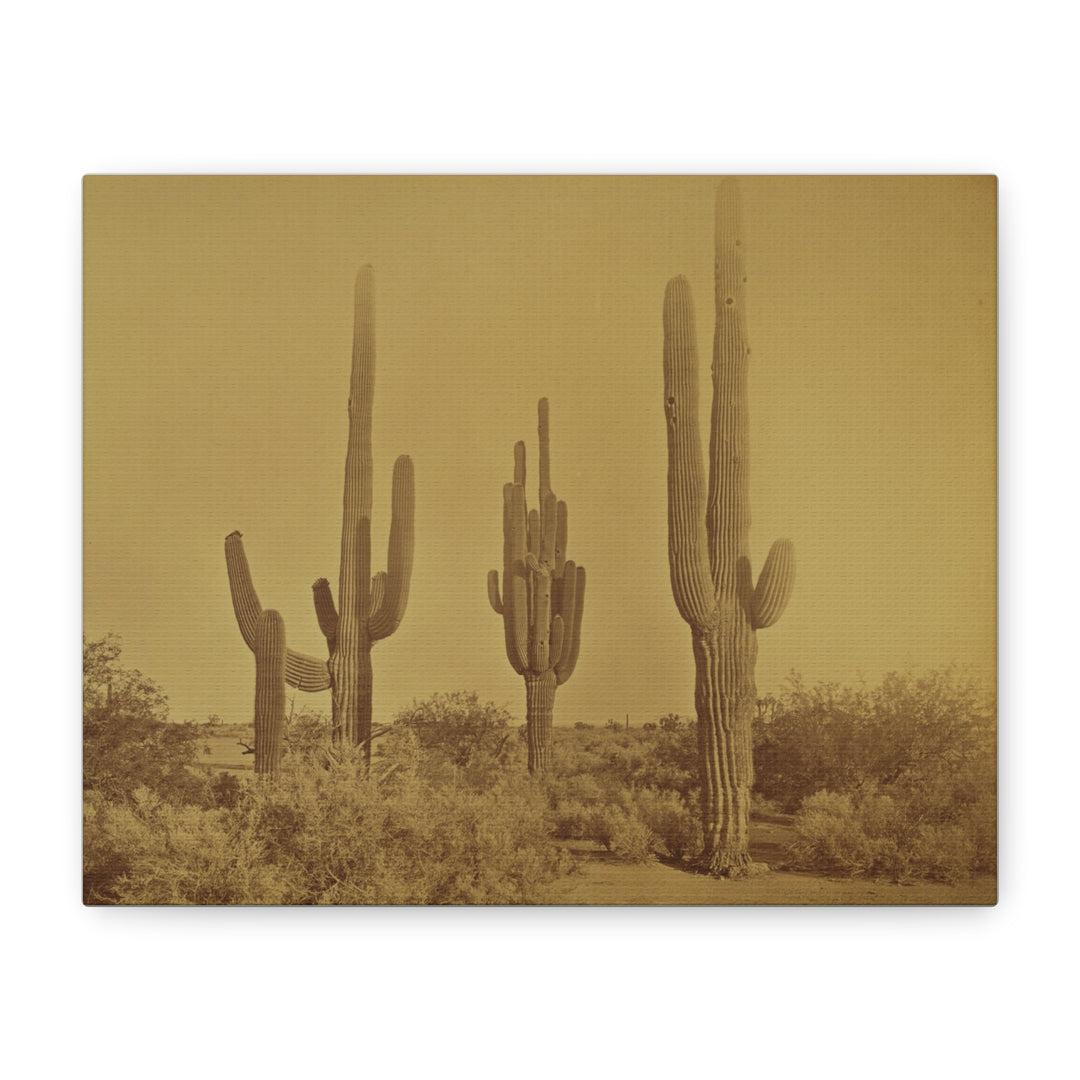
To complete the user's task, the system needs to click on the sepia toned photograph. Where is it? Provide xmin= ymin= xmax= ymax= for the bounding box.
xmin=82 ymin=175 xmax=996 ymax=905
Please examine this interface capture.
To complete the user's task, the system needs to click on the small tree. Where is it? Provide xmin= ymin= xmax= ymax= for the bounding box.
xmin=83 ymin=635 xmax=206 ymax=804
xmin=394 ymin=691 xmax=513 ymax=769
xmin=658 ymin=713 xmax=682 ymax=732
xmin=753 ymin=667 xmax=995 ymax=812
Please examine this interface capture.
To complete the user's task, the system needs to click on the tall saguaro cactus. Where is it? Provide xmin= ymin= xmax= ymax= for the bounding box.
xmin=225 ymin=266 xmax=415 ymax=762
xmin=663 ymin=180 xmax=795 ymax=876
xmin=488 ymin=399 xmax=586 ymax=775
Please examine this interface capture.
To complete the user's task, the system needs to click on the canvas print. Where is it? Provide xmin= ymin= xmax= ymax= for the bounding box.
xmin=83 ymin=176 xmax=996 ymax=905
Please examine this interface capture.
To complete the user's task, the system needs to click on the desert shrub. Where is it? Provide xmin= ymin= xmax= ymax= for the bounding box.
xmin=542 ymin=727 xmax=702 ymax=863
xmin=607 ymin=812 xmax=656 ymax=864
xmin=83 ymin=787 xmax=287 ymax=905
xmin=206 ymin=770 xmax=245 ymax=809
xmin=754 ymin=667 xmax=995 ymax=813
xmin=549 ymin=799 xmax=594 ymax=841
xmin=282 ymin=706 xmax=335 ymax=763
xmin=394 ymin=691 xmax=515 ymax=771
xmin=629 ymin=788 xmax=702 ymax=861
xmin=579 ymin=803 xmax=654 ymax=863
xmin=788 ymin=789 xmax=986 ymax=885
xmin=84 ymin=733 xmax=571 ymax=905
xmin=559 ymin=772 xmax=605 ymax=806
xmin=787 ymin=791 xmax=876 ymax=876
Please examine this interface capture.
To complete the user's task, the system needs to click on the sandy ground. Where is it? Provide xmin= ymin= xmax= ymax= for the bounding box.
xmin=548 ymin=822 xmax=996 ymax=906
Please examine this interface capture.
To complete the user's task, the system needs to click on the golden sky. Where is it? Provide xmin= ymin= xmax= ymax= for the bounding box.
xmin=83 ymin=176 xmax=996 ymax=726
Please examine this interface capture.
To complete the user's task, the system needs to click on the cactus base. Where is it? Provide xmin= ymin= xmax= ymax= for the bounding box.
xmin=525 ymin=670 xmax=556 ymax=775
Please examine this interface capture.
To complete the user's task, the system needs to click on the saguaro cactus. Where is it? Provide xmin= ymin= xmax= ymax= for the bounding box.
xmin=663 ymin=180 xmax=795 ymax=876
xmin=253 ymin=609 xmax=286 ymax=776
xmin=226 ymin=266 xmax=415 ymax=762
xmin=488 ymin=399 xmax=586 ymax=774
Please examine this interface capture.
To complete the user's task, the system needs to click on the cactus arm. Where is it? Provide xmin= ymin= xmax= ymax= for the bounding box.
xmin=529 ymin=563 xmax=552 ymax=671
xmin=369 ymin=454 xmax=415 ymax=641
xmin=555 ymin=565 xmax=585 ymax=685
xmin=750 ymin=538 xmax=795 ymax=630
xmin=539 ymin=491 xmax=557 ymax=568
xmin=549 ymin=613 xmax=565 ymax=669
xmin=537 ymin=396 xmax=551 ymax=501
xmin=487 ymin=569 xmax=504 ymax=614
xmin=226 ymin=531 xmax=331 ymax=691
xmin=225 ymin=531 xmax=262 ymax=650
xmin=527 ymin=508 xmax=541 ymax=560
xmin=662 ymin=277 xmax=719 ymax=632
xmin=557 ymin=559 xmax=577 ymax=623
xmin=554 ymin=501 xmax=567 ymax=576
xmin=254 ymin=609 xmax=286 ymax=776
xmin=312 ymin=577 xmax=339 ymax=650
xmin=283 ymin=650 xmax=333 ymax=692
xmin=514 ymin=440 xmax=526 ymax=486
xmin=707 ymin=179 xmax=752 ymax=598
xmin=369 ymin=572 xmax=387 ymax=617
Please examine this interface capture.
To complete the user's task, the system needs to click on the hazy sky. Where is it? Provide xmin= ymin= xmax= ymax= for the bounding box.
xmin=83 ymin=176 xmax=996 ymax=727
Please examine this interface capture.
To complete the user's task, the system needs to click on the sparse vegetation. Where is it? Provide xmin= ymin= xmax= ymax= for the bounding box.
xmin=755 ymin=668 xmax=995 ymax=883
xmin=84 ymin=634 xmax=993 ymax=902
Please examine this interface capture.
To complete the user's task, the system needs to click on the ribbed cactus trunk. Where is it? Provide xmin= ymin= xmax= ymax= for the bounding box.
xmin=226 ymin=266 xmax=414 ymax=770
xmin=525 ymin=670 xmax=557 ymax=775
xmin=489 ymin=399 xmax=586 ymax=775
xmin=253 ymin=610 xmax=287 ymax=776
xmin=663 ymin=180 xmax=795 ymax=876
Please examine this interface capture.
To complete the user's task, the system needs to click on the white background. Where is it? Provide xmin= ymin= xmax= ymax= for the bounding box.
xmin=3 ymin=2 xmax=1073 ymax=1076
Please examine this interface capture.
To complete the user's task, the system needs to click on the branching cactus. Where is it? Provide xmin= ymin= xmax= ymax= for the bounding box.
xmin=488 ymin=398 xmax=586 ymax=774
xmin=663 ymin=180 xmax=795 ymax=876
xmin=253 ymin=609 xmax=286 ymax=776
xmin=226 ymin=266 xmax=415 ymax=764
